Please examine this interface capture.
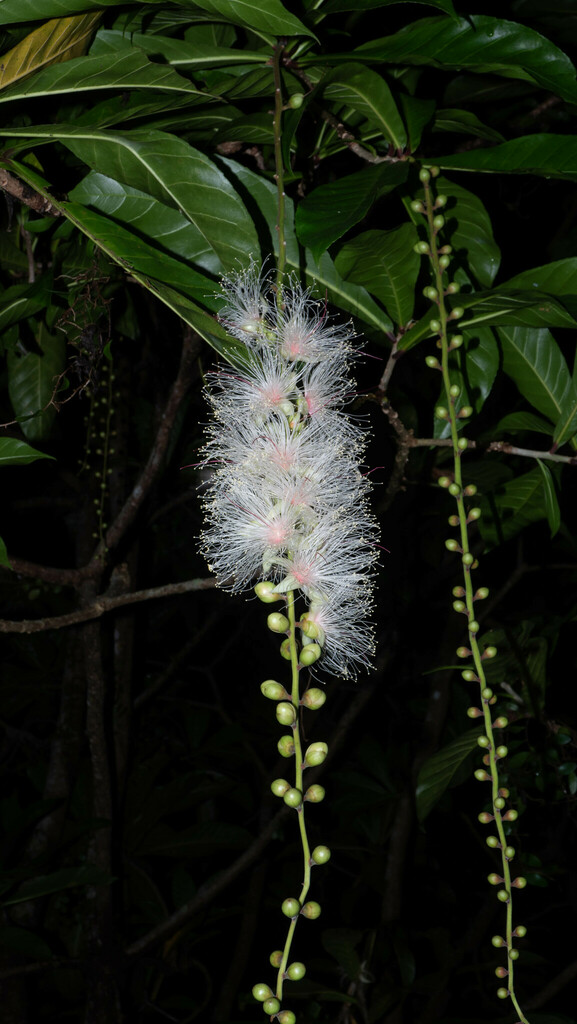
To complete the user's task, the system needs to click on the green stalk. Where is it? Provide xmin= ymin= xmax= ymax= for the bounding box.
xmin=420 ymin=171 xmax=530 ymax=1024
xmin=272 ymin=42 xmax=287 ymax=294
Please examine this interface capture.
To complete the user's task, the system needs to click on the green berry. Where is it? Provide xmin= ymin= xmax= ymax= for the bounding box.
xmin=276 ymin=702 xmax=296 ymax=726
xmin=268 ymin=611 xmax=289 ymax=633
xmin=311 ymin=845 xmax=331 ymax=865
xmin=252 ymin=983 xmax=273 ymax=1002
xmin=263 ymin=997 xmax=281 ymax=1014
xmin=301 ymin=901 xmax=321 ymax=919
xmin=287 ymin=961 xmax=306 ymax=980
xmin=271 ymin=778 xmax=290 ymax=797
xmin=283 ymin=787 xmax=303 ymax=808
xmin=278 ymin=735 xmax=295 ymax=758
xmin=305 ymin=741 xmax=328 ymax=767
xmin=261 ymin=680 xmax=288 ymax=700
xmin=281 ymin=897 xmax=301 ymax=918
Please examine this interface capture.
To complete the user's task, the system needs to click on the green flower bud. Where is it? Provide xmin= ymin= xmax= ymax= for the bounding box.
xmin=448 ymin=514 xmax=459 ymax=526
xmin=513 ymin=876 xmax=527 ymax=889
xmin=255 ymin=581 xmax=282 ymax=603
xmin=304 ymin=784 xmax=325 ymax=803
xmin=287 ymin=961 xmax=306 ymax=980
xmin=439 ymin=254 xmax=451 ymax=270
xmin=252 ymin=983 xmax=273 ymax=1002
xmin=300 ymin=643 xmax=321 ymax=667
xmin=446 ymin=539 xmax=460 ymax=553
xmin=496 ymin=745 xmax=508 ymax=759
xmin=482 ymin=687 xmax=493 ymax=699
xmin=425 ymin=355 xmax=441 ymax=369
xmin=278 ymin=735 xmax=295 ymax=758
xmin=301 ymin=901 xmax=322 ymax=919
xmin=419 ymin=168 xmax=431 ymax=183
xmin=289 ymin=92 xmax=304 ymax=108
xmin=457 ymin=437 xmax=468 ymax=451
xmin=494 ymin=796 xmax=506 ymax=810
xmin=462 ymin=552 xmax=474 ymax=566
xmin=462 ymin=670 xmax=478 ymax=682
xmin=488 ymin=873 xmax=502 ymax=885
xmin=300 ymin=617 xmax=321 ymax=640
xmin=477 ymin=735 xmax=490 ymax=748
xmin=268 ymin=611 xmax=289 ymax=633
xmin=271 ymin=778 xmax=290 ymax=797
xmin=270 ymin=950 xmax=283 ymax=967
xmin=283 ymin=787 xmax=303 ymax=808
xmin=459 ymin=405 xmax=474 ymax=419
xmin=514 ymin=925 xmax=527 ymax=938
xmin=504 ymin=809 xmax=519 ymax=822
xmin=276 ymin=702 xmax=296 ymax=726
xmin=450 ymin=334 xmax=464 ymax=349
xmin=311 ymin=845 xmax=331 ymax=865
xmin=496 ymin=987 xmax=509 ymax=1000
xmin=446 ymin=281 xmax=460 ymax=294
xmin=449 ymin=383 xmax=461 ymax=398
xmin=261 ymin=680 xmax=289 ymax=700
xmin=305 ymin=741 xmax=328 ymax=767
xmin=468 ymin=507 xmax=481 ymax=520
xmin=469 ymin=619 xmax=480 ymax=633
xmin=478 ymin=812 xmax=492 ymax=824
xmin=497 ymin=889 xmax=509 ymax=903
xmin=509 ymin=949 xmax=520 ymax=961
xmin=493 ymin=717 xmax=508 ymax=730
xmin=495 ymin=966 xmax=508 ymax=979
xmin=435 ymin=194 xmax=448 ymax=208
xmin=504 ymin=846 xmax=515 ymax=860
xmin=464 ymin=484 xmax=477 ymax=496
xmin=423 ymin=285 xmax=438 ymax=300
xmin=476 ymin=587 xmax=490 ymax=600
xmin=439 ymin=476 xmax=452 ymax=488
xmin=486 ymin=836 xmax=499 ymax=849
xmin=280 ymin=638 xmax=291 ymax=660
xmin=474 ymin=769 xmax=491 ymax=781
xmin=491 ymin=936 xmax=505 ymax=948
xmin=414 ymin=241 xmax=430 ymax=255
xmin=453 ymin=585 xmax=465 ymax=597
xmin=435 ymin=406 xmax=448 ymax=420
xmin=453 ymin=599 xmax=466 ymax=613
xmin=278 ymin=1012 xmax=297 ymax=1024
xmin=301 ymin=687 xmax=326 ymax=710
xmin=450 ymin=306 xmax=464 ymax=319
xmin=410 ymin=200 xmax=425 ymax=213
xmin=429 ymin=318 xmax=441 ymax=333
xmin=263 ymin=997 xmax=281 ymax=1015
xmin=281 ymin=897 xmax=301 ymax=918
xmin=433 ymin=214 xmax=445 ymax=230
xmin=448 ymin=482 xmax=461 ymax=497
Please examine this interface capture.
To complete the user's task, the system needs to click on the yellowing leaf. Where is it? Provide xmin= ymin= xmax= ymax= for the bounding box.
xmin=0 ymin=12 xmax=102 ymax=91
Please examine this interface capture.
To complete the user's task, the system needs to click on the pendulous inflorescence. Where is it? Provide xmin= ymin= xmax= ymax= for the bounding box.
xmin=199 ymin=263 xmax=378 ymax=681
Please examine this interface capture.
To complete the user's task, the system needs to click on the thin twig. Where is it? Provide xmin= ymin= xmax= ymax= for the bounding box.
xmin=0 ymin=168 xmax=61 ymax=216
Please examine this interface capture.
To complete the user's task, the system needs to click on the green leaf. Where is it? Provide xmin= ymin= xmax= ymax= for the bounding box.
xmin=0 ymin=126 xmax=259 ymax=271
xmin=0 ymin=437 xmax=54 ymax=466
xmin=536 ymin=459 xmax=561 ymax=537
xmin=0 ymin=0 xmax=118 ymax=25
xmin=186 ymin=0 xmax=315 ymax=40
xmin=460 ymin=290 xmax=576 ymax=330
xmin=435 ymin=134 xmax=577 ymax=181
xmin=0 ymin=50 xmax=211 ymax=105
xmin=7 ymin=326 xmax=66 ymax=442
xmin=398 ymin=94 xmax=436 ymax=151
xmin=0 ymin=536 xmax=10 ymax=569
xmin=218 ymin=156 xmax=394 ymax=333
xmin=296 ymin=163 xmax=409 ymax=263
xmin=479 ymin=466 xmax=553 ymax=545
xmin=325 ymin=0 xmax=456 ymax=13
xmin=494 ymin=410 xmax=555 ymax=436
xmin=321 ymin=63 xmax=407 ymax=149
xmin=0 ymin=12 xmax=101 ymax=88
xmin=553 ymin=377 xmax=577 ymax=447
xmin=502 ymin=257 xmax=577 ymax=324
xmin=435 ymin=175 xmax=501 ymax=287
xmin=1 ymin=865 xmax=114 ymax=906
xmin=416 ymin=727 xmax=482 ymax=822
xmin=498 ymin=326 xmax=571 ymax=424
xmin=356 ymin=16 xmax=577 ymax=104
xmin=433 ymin=107 xmax=505 ymax=143
xmin=334 ymin=224 xmax=419 ymax=327
xmin=0 ymin=278 xmax=54 ymax=334
xmin=91 ymin=28 xmax=269 ymax=69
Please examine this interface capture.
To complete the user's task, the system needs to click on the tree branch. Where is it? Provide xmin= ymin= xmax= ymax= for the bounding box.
xmin=0 ymin=576 xmax=215 ymax=633
xmin=0 ymin=167 xmax=61 ymax=217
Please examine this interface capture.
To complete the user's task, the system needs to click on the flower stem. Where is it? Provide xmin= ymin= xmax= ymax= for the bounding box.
xmin=272 ymin=43 xmax=287 ymax=294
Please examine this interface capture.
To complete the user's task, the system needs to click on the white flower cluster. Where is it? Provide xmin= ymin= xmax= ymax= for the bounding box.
xmin=199 ymin=265 xmax=378 ymax=679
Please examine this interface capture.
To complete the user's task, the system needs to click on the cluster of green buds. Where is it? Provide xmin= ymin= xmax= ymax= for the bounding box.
xmin=412 ymin=167 xmax=530 ymax=1024
xmin=251 ymin=584 xmax=332 ymax=1021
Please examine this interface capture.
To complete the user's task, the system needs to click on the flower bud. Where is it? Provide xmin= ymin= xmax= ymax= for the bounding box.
xmin=271 ymin=778 xmax=290 ymax=797
xmin=283 ymin=787 xmax=303 ymax=808
xmin=491 ymin=935 xmax=505 ymax=948
xmin=300 ymin=901 xmax=321 ymax=919
xmin=513 ymin=925 xmax=527 ymax=938
xmin=475 ymin=587 xmax=489 ymax=600
xmin=512 ymin=876 xmax=527 ymax=888
xmin=468 ymin=506 xmax=481 ymax=520
xmin=466 ymin=705 xmax=481 ymax=716
xmin=429 ymin=319 xmax=441 ymax=333
xmin=495 ymin=966 xmax=508 ymax=979
xmin=439 ymin=254 xmax=451 ymax=269
xmin=270 ymin=950 xmax=283 ymax=967
xmin=474 ymin=769 xmax=491 ymax=781
xmin=488 ymin=873 xmax=503 ymax=885
xmin=462 ymin=552 xmax=474 ymax=566
xmin=453 ymin=585 xmax=465 ymax=597
xmin=304 ymin=741 xmax=328 ymax=767
xmin=496 ymin=987 xmax=509 ymax=1000
xmin=278 ymin=735 xmax=295 ymax=758
xmin=433 ymin=214 xmax=445 ymax=230
xmin=435 ymin=406 xmax=449 ymax=420
xmin=268 ymin=611 xmax=289 ymax=633
xmin=449 ymin=334 xmax=463 ymax=349
xmin=446 ymin=539 xmax=459 ymax=552
xmin=448 ymin=482 xmax=461 ymax=497
xmin=496 ymin=745 xmax=508 ymax=759
xmin=453 ymin=599 xmax=466 ymax=613
xmin=252 ymin=983 xmax=273 ymax=1002
xmin=423 ymin=285 xmax=438 ymax=300
xmin=255 ymin=581 xmax=281 ymax=603
xmin=419 ymin=168 xmax=430 ymax=183
xmin=426 ymin=355 xmax=441 ymax=369
xmin=504 ymin=846 xmax=515 ymax=860
xmin=414 ymin=241 xmax=430 ymax=255
xmin=448 ymin=514 xmax=459 ymax=526
xmin=261 ymin=680 xmax=289 ymax=700
xmin=494 ymin=796 xmax=505 ymax=810
xmin=446 ymin=281 xmax=460 ymax=294
xmin=503 ymin=809 xmax=518 ymax=822
xmin=311 ymin=845 xmax=331 ymax=865
xmin=439 ymin=476 xmax=452 ymax=488
xmin=435 ymin=194 xmax=448 ymax=208
xmin=493 ymin=717 xmax=508 ymax=729
xmin=280 ymin=638 xmax=292 ymax=660
xmin=459 ymin=405 xmax=473 ymax=418
xmin=281 ymin=897 xmax=301 ymax=918
xmin=459 ymin=648 xmax=472 ymax=660
xmin=301 ymin=687 xmax=327 ymax=709
xmin=264 ymin=997 xmax=281 ymax=1014
xmin=276 ymin=702 xmax=296 ymax=726
xmin=477 ymin=735 xmax=490 ymax=748
xmin=462 ymin=670 xmax=478 ymax=682
xmin=478 ymin=812 xmax=493 ymax=824
xmin=458 ymin=437 xmax=468 ymax=451
xmin=469 ymin=620 xmax=480 ymax=633
xmin=289 ymin=92 xmax=304 ymax=108
xmin=486 ymin=836 xmax=499 ymax=849
xmin=497 ymin=889 xmax=509 ymax=903
xmin=286 ymin=961 xmax=306 ymax=980
xmin=304 ymin=784 xmax=325 ymax=803
xmin=509 ymin=948 xmax=519 ymax=961
xmin=300 ymin=643 xmax=321 ymax=666
xmin=278 ymin=1012 xmax=297 ymax=1024
xmin=411 ymin=200 xmax=425 ymax=213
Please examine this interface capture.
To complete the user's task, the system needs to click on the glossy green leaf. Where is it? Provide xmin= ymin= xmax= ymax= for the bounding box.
xmin=498 ymin=326 xmax=571 ymax=424
xmin=435 ymin=134 xmax=577 ymax=181
xmin=321 ymin=63 xmax=407 ymax=150
xmin=0 ymin=126 xmax=259 ymax=271
xmin=416 ymin=727 xmax=482 ymax=822
xmin=218 ymin=157 xmax=393 ymax=333
xmin=325 ymin=0 xmax=456 ymax=13
xmin=0 ymin=12 xmax=100 ymax=88
xmin=0 ymin=437 xmax=54 ymax=466
xmin=502 ymin=257 xmax=577 ymax=324
xmin=433 ymin=108 xmax=505 ymax=143
xmin=536 ymin=459 xmax=561 ymax=537
xmin=436 ymin=175 xmax=501 ymax=287
xmin=460 ymin=290 xmax=576 ymax=330
xmin=0 ymin=50 xmax=210 ymax=105
xmin=0 ymin=278 xmax=53 ymax=334
xmin=479 ymin=466 xmax=553 ymax=545
xmin=334 ymin=224 xmax=419 ymax=327
xmin=398 ymin=94 xmax=436 ymax=151
xmin=356 ymin=16 xmax=577 ymax=104
xmin=0 ymin=0 xmax=118 ymax=24
xmin=553 ymin=377 xmax=577 ymax=447
xmin=296 ymin=163 xmax=409 ymax=263
xmin=0 ymin=536 xmax=10 ymax=569
xmin=7 ymin=326 xmax=66 ymax=442
xmin=1 ymin=865 xmax=114 ymax=906
xmin=494 ymin=410 xmax=555 ymax=436
xmin=187 ymin=0 xmax=315 ymax=39
xmin=91 ymin=28 xmax=269 ymax=68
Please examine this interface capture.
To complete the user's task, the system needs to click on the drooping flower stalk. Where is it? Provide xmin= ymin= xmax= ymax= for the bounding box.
xmin=199 ymin=265 xmax=378 ymax=1020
